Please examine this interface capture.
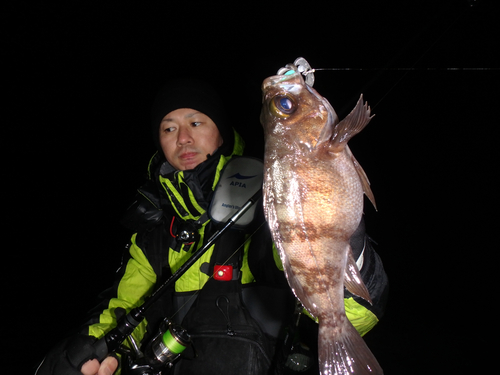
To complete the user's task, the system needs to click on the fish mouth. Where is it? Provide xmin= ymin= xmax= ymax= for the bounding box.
xmin=262 ymin=71 xmax=301 ymax=91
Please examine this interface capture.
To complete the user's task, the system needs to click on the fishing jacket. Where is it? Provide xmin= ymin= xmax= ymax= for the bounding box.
xmin=84 ymin=130 xmax=388 ymax=368
xmin=84 ymin=131 xmax=284 ymax=343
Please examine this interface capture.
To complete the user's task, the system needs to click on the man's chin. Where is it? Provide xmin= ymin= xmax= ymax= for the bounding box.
xmin=178 ymin=159 xmax=203 ymax=171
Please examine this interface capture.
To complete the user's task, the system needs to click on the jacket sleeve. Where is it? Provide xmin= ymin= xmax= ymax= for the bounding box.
xmin=344 ymin=217 xmax=389 ymax=336
xmin=85 ymin=233 xmax=157 ymax=345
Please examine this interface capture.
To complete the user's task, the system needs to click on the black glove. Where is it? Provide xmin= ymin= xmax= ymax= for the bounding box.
xmin=35 ymin=334 xmax=97 ymax=375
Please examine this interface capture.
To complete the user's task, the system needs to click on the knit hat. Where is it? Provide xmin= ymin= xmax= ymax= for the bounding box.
xmin=151 ymin=78 xmax=233 ymax=153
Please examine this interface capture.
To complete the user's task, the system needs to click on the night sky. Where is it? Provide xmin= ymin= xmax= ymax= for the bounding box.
xmin=6 ymin=1 xmax=498 ymax=374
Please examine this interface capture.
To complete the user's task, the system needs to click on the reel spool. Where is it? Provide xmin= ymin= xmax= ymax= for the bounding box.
xmin=151 ymin=323 xmax=191 ymax=365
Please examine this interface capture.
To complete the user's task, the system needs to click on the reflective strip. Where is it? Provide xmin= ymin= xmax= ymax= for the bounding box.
xmin=161 ymin=178 xmax=197 ymax=219
xmin=177 ymin=172 xmax=205 ymax=216
xmin=356 ymin=239 xmax=366 ymax=270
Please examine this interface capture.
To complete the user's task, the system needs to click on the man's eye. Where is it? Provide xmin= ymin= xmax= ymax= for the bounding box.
xmin=164 ymin=127 xmax=176 ymax=133
xmin=191 ymin=122 xmax=201 ymax=127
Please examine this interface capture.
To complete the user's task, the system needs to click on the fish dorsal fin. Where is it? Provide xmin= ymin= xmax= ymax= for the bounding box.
xmin=344 ymin=245 xmax=372 ymax=304
xmin=328 ymin=94 xmax=374 ymax=153
xmin=346 ymin=145 xmax=377 ymax=210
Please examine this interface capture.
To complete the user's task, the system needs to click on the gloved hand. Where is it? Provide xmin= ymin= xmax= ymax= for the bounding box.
xmin=35 ymin=334 xmax=98 ymax=375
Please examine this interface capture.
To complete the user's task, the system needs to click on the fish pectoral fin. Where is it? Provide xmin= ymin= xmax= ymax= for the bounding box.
xmin=344 ymin=245 xmax=372 ymax=304
xmin=328 ymin=94 xmax=374 ymax=152
xmin=346 ymin=145 xmax=377 ymax=210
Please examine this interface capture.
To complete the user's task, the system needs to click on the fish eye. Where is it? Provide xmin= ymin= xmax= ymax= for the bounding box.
xmin=270 ymin=95 xmax=296 ymax=117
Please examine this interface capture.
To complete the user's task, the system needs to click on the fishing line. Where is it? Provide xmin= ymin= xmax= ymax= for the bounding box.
xmin=311 ymin=67 xmax=497 ymax=71
xmin=305 ymin=3 xmax=493 ymax=112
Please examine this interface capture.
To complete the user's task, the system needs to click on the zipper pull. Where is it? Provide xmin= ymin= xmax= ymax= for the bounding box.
xmin=216 ymin=295 xmax=235 ymax=336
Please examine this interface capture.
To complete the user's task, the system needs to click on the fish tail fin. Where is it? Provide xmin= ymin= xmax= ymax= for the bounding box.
xmin=318 ymin=318 xmax=383 ymax=375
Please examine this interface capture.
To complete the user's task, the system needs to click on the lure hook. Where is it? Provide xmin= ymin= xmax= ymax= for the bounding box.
xmin=276 ymin=57 xmax=315 ymax=87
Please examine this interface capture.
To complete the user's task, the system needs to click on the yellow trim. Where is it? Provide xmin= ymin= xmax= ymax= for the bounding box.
xmin=240 ymin=235 xmax=255 ymax=284
xmin=344 ymin=297 xmax=379 ymax=336
xmin=177 ymin=173 xmax=205 ymax=215
xmin=88 ymin=234 xmax=157 ymax=343
xmin=146 ymin=151 xmax=158 ymax=180
xmin=169 ymin=245 xmax=213 ymax=292
xmin=161 ymin=177 xmax=195 ymax=219
xmin=168 ymin=219 xmax=212 ymax=292
xmin=212 ymin=130 xmax=245 ymax=190
xmin=272 ymin=243 xmax=284 ymax=271
xmin=301 ymin=297 xmax=379 ymax=337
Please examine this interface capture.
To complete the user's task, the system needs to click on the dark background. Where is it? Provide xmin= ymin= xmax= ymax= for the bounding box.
xmin=5 ymin=1 xmax=498 ymax=374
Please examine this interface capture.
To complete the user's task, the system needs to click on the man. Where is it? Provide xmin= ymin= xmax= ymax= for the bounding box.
xmin=36 ymin=78 xmax=387 ymax=375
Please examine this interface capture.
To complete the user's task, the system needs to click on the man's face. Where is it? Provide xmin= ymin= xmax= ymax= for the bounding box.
xmin=159 ymin=108 xmax=224 ymax=171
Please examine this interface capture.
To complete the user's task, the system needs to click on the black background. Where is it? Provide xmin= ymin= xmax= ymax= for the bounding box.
xmin=5 ymin=1 xmax=499 ymax=374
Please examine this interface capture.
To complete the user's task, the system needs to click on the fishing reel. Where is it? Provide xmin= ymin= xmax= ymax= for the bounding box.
xmin=122 ymin=318 xmax=192 ymax=375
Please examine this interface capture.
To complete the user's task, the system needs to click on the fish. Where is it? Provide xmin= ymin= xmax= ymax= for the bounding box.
xmin=260 ymin=66 xmax=381 ymax=375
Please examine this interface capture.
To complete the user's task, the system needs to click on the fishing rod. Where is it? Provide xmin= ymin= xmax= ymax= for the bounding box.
xmin=83 ymin=189 xmax=263 ymax=369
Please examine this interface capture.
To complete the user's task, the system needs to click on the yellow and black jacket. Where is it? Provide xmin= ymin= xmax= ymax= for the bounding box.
xmin=84 ymin=130 xmax=388 ymax=372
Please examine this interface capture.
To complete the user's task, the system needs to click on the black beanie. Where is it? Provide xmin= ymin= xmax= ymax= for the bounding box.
xmin=151 ymin=78 xmax=233 ymax=153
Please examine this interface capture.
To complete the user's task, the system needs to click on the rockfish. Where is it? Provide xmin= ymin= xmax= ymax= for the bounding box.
xmin=260 ymin=67 xmax=381 ymax=374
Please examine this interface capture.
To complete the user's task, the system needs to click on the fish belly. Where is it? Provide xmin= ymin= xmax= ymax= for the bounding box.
xmin=273 ymin=153 xmax=359 ymax=305
xmin=264 ymin=151 xmax=382 ymax=374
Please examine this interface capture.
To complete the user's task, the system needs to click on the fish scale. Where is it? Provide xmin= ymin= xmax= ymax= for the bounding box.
xmin=261 ymin=68 xmax=382 ymax=374
xmin=274 ymin=151 xmax=362 ymax=313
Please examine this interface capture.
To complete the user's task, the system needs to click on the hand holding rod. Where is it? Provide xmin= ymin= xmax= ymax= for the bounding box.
xmin=90 ymin=189 xmax=262 ymax=363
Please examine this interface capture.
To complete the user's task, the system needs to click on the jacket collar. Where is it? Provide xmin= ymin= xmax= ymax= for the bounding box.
xmin=154 ymin=130 xmax=244 ymax=221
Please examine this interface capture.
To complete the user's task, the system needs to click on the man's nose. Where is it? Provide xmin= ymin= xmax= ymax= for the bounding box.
xmin=177 ymin=126 xmax=193 ymax=145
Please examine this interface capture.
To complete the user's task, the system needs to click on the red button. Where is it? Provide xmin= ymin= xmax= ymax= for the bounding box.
xmin=213 ymin=265 xmax=233 ymax=281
